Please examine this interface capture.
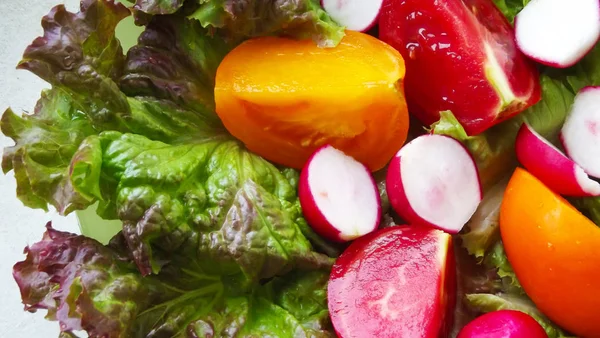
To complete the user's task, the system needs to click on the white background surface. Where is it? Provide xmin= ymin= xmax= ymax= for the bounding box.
xmin=0 ymin=0 xmax=81 ymax=336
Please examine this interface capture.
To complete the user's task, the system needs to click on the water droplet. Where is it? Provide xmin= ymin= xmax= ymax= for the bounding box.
xmin=406 ymin=43 xmax=420 ymax=60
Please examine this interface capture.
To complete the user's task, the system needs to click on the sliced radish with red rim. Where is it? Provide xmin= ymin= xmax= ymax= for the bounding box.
xmin=299 ymin=145 xmax=380 ymax=242
xmin=515 ymin=0 xmax=600 ymax=68
xmin=386 ymin=134 xmax=482 ymax=234
xmin=561 ymin=86 xmax=600 ymax=179
xmin=516 ymin=123 xmax=600 ymax=197
xmin=321 ymin=0 xmax=383 ymax=32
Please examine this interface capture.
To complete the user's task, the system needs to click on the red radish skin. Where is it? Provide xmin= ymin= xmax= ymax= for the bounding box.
xmin=386 ymin=134 xmax=482 ymax=234
xmin=561 ymin=86 xmax=600 ymax=179
xmin=299 ymin=145 xmax=380 ymax=243
xmin=321 ymin=0 xmax=383 ymax=32
xmin=515 ymin=123 xmax=600 ymax=197
xmin=515 ymin=0 xmax=600 ymax=68
xmin=457 ymin=310 xmax=548 ymax=338
xmin=379 ymin=0 xmax=541 ymax=136
xmin=328 ymin=226 xmax=456 ymax=338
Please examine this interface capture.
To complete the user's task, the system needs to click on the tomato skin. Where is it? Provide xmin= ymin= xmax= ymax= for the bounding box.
xmin=214 ymin=31 xmax=409 ymax=172
xmin=379 ymin=0 xmax=540 ymax=136
xmin=500 ymin=168 xmax=600 ymax=337
xmin=328 ymin=226 xmax=456 ymax=338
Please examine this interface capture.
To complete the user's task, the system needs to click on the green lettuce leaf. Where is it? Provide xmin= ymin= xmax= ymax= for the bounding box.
xmin=466 ymin=294 xmax=571 ymax=338
xmin=564 ymin=43 xmax=600 ymax=93
xmin=71 ymin=131 xmax=332 ymax=277
xmin=573 ymin=197 xmax=600 ymax=226
xmin=483 ymin=242 xmax=522 ymax=292
xmin=461 ymin=176 xmax=509 ymax=258
xmin=14 ymin=226 xmax=334 ymax=337
xmin=460 ymin=242 xmax=570 ymax=337
xmin=491 ymin=0 xmax=529 ymax=24
xmin=4 ymin=0 xmax=333 ymax=284
xmin=13 ymin=223 xmax=152 ymax=337
xmin=17 ymin=0 xmax=131 ymax=130
xmin=1 ymin=90 xmax=97 ymax=212
xmin=120 ymin=15 xmax=232 ymax=123
xmin=132 ymin=0 xmax=345 ymax=47
xmin=1 ymin=0 xmax=132 ymax=213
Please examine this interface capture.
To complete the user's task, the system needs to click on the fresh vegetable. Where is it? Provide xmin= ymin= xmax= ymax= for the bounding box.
xmin=461 ymin=177 xmax=510 ymax=258
xmin=299 ymin=145 xmax=380 ymax=242
xmin=379 ymin=0 xmax=541 ymax=136
xmin=457 ymin=310 xmax=548 ymax=338
xmin=386 ymin=134 xmax=482 ymax=234
xmin=500 ymin=168 xmax=600 ymax=337
xmin=13 ymin=224 xmax=335 ymax=337
xmin=3 ymin=0 xmax=334 ymax=279
xmin=461 ymin=240 xmax=570 ymax=338
xmin=561 ymin=86 xmax=600 ymax=178
xmin=515 ymin=123 xmax=600 ymax=196
xmin=431 ymin=74 xmax=576 ymax=191
xmin=491 ymin=0 xmax=529 ymax=24
xmin=4 ymin=1 xmax=342 ymax=336
xmin=328 ymin=226 xmax=456 ymax=338
xmin=214 ymin=30 xmax=409 ymax=172
xmin=465 ymin=293 xmax=569 ymax=338
xmin=321 ymin=0 xmax=383 ymax=32
xmin=8 ymin=0 xmax=600 ymax=335
xmin=515 ymin=0 xmax=600 ymax=68
xmin=131 ymin=0 xmax=345 ymax=47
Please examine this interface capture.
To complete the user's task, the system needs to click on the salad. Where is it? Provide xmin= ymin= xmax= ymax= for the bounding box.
xmin=4 ymin=0 xmax=600 ymax=337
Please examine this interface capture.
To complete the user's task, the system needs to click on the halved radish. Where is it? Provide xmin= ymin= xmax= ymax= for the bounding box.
xmin=328 ymin=226 xmax=456 ymax=338
xmin=386 ymin=134 xmax=482 ymax=234
xmin=299 ymin=145 xmax=380 ymax=242
xmin=515 ymin=0 xmax=600 ymax=68
xmin=516 ymin=123 xmax=600 ymax=197
xmin=561 ymin=86 xmax=600 ymax=178
xmin=321 ymin=0 xmax=383 ymax=32
xmin=457 ymin=310 xmax=548 ymax=338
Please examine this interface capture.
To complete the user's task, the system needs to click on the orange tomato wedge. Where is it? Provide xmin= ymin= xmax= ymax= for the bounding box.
xmin=500 ymin=167 xmax=600 ymax=337
xmin=214 ymin=31 xmax=409 ymax=171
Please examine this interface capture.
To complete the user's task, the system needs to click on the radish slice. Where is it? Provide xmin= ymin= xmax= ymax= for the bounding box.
xmin=321 ymin=0 xmax=383 ymax=32
xmin=516 ymin=123 xmax=600 ymax=197
xmin=386 ymin=134 xmax=482 ymax=234
xmin=299 ymin=145 xmax=380 ymax=242
xmin=515 ymin=0 xmax=600 ymax=68
xmin=561 ymin=86 xmax=600 ymax=178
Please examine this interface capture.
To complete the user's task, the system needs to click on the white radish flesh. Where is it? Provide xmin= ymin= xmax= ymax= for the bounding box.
xmin=515 ymin=0 xmax=600 ymax=68
xmin=516 ymin=123 xmax=600 ymax=197
xmin=386 ymin=134 xmax=482 ymax=234
xmin=321 ymin=0 xmax=383 ymax=32
xmin=561 ymin=87 xmax=600 ymax=178
xmin=299 ymin=145 xmax=380 ymax=242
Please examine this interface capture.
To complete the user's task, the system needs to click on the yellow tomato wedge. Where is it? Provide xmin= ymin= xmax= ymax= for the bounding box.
xmin=500 ymin=168 xmax=600 ymax=337
xmin=214 ymin=31 xmax=409 ymax=171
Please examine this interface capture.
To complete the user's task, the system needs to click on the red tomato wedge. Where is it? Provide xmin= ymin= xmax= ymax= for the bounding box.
xmin=328 ymin=226 xmax=456 ymax=338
